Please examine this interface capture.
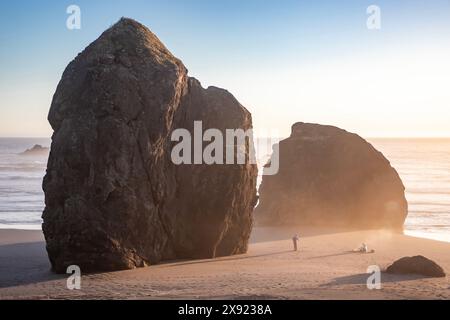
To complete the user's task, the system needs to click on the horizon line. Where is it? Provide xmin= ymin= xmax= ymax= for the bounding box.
xmin=2 ymin=136 xmax=450 ymax=140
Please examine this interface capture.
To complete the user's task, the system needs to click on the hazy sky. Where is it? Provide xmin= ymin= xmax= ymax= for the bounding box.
xmin=1 ymin=0 xmax=450 ymax=137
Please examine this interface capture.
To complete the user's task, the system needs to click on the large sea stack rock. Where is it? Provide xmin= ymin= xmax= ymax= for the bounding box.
xmin=255 ymin=122 xmax=407 ymax=230
xmin=43 ymin=18 xmax=257 ymax=273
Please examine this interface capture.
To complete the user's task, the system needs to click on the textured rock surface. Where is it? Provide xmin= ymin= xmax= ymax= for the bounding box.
xmin=386 ymin=255 xmax=446 ymax=277
xmin=43 ymin=18 xmax=257 ymax=273
xmin=255 ymin=122 xmax=407 ymax=230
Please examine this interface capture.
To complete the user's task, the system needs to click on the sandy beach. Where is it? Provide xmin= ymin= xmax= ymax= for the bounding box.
xmin=0 ymin=227 xmax=448 ymax=300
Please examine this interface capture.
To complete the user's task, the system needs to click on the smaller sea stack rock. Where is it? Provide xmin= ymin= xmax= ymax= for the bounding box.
xmin=20 ymin=144 xmax=49 ymax=156
xmin=386 ymin=256 xmax=446 ymax=278
xmin=255 ymin=122 xmax=408 ymax=230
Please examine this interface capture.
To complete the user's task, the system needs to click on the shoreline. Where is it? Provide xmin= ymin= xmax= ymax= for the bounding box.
xmin=404 ymin=230 xmax=450 ymax=245
xmin=2 ymin=224 xmax=450 ymax=244
xmin=1 ymin=227 xmax=449 ymax=300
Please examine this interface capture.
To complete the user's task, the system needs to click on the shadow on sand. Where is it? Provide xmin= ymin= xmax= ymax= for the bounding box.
xmin=307 ymin=251 xmax=374 ymax=260
xmin=0 ymin=241 xmax=64 ymax=289
xmin=323 ymin=272 xmax=427 ymax=287
xmin=159 ymin=250 xmax=294 ymax=268
xmin=0 ymin=240 xmax=294 ymax=287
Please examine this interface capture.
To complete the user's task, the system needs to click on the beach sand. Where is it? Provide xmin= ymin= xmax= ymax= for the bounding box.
xmin=0 ymin=227 xmax=449 ymax=300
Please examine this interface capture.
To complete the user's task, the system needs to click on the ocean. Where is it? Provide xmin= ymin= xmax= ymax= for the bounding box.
xmin=370 ymin=138 xmax=450 ymax=243
xmin=0 ymin=137 xmax=449 ymax=243
xmin=0 ymin=138 xmax=49 ymax=230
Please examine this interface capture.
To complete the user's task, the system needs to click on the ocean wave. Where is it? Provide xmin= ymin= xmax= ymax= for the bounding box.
xmin=408 ymin=201 xmax=450 ymax=207
xmin=407 ymin=189 xmax=450 ymax=195
xmin=0 ymin=163 xmax=47 ymax=172
xmin=0 ymin=167 xmax=46 ymax=176
xmin=408 ymin=209 xmax=450 ymax=214
xmin=0 ymin=176 xmax=44 ymax=181
xmin=0 ymin=210 xmax=45 ymax=218
xmin=0 ymin=218 xmax=43 ymax=224
xmin=0 ymin=189 xmax=43 ymax=196
xmin=0 ymin=223 xmax=42 ymax=230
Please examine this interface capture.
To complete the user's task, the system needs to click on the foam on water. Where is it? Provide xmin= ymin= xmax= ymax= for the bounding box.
xmin=0 ymin=138 xmax=49 ymax=229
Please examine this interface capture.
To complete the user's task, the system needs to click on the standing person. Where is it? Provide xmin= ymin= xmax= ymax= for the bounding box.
xmin=292 ymin=234 xmax=300 ymax=251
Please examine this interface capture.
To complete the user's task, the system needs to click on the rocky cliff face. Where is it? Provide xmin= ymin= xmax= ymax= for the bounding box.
xmin=43 ymin=18 xmax=257 ymax=273
xmin=255 ymin=122 xmax=407 ymax=230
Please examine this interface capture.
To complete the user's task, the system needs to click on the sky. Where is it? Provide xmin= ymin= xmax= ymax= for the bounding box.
xmin=0 ymin=0 xmax=450 ymax=138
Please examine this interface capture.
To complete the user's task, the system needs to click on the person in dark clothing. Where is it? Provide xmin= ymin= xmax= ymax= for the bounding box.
xmin=292 ymin=234 xmax=300 ymax=251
